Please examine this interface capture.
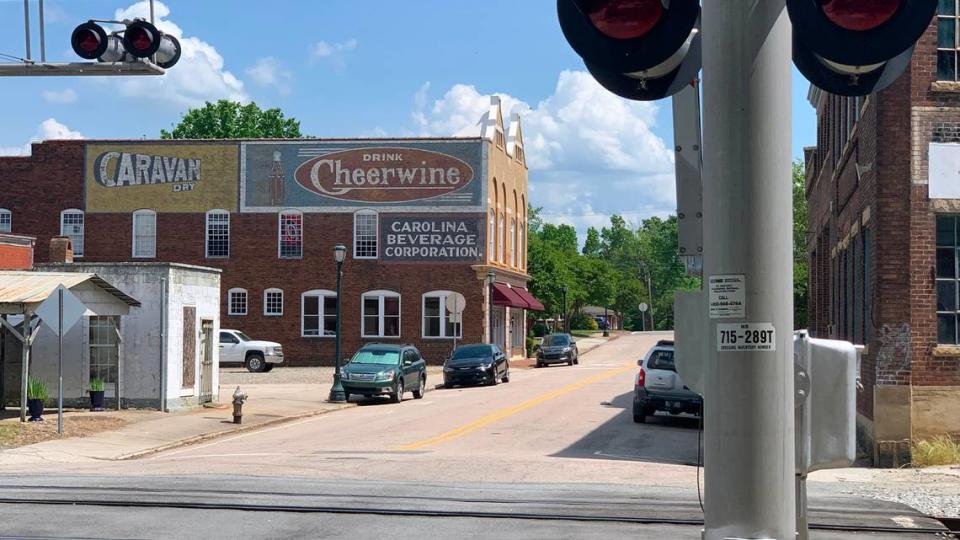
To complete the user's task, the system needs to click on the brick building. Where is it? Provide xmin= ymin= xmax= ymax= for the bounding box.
xmin=0 ymin=97 xmax=540 ymax=367
xmin=805 ymin=7 xmax=960 ymax=465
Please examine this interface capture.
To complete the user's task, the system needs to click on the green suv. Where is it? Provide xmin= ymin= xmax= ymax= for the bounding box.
xmin=340 ymin=344 xmax=427 ymax=403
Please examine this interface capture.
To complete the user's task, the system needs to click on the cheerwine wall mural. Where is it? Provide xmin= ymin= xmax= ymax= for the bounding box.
xmin=240 ymin=141 xmax=484 ymax=211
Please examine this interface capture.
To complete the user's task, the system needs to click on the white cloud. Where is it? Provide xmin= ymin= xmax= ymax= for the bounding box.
xmin=42 ymin=88 xmax=78 ymax=104
xmin=412 ymin=71 xmax=676 ymax=238
xmin=309 ymin=39 xmax=357 ymax=70
xmin=0 ymin=118 xmax=83 ymax=156
xmin=108 ymin=1 xmax=248 ymax=108
xmin=245 ymin=57 xmax=293 ymax=96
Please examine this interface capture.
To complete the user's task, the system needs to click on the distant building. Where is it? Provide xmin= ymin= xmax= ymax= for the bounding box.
xmin=0 ymin=98 xmax=542 ymax=365
xmin=805 ymin=10 xmax=960 ymax=466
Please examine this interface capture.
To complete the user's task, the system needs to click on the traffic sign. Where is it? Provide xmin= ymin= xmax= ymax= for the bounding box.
xmin=639 ymin=302 xmax=649 ymax=312
xmin=36 ymin=284 xmax=86 ymax=335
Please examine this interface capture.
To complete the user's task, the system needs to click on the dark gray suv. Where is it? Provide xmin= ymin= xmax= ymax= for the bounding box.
xmin=341 ymin=344 xmax=427 ymax=403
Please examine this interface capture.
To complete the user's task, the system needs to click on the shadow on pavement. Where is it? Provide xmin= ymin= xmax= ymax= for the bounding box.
xmin=551 ymin=391 xmax=703 ymax=466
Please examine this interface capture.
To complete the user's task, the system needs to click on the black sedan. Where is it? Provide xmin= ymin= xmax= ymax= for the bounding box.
xmin=442 ymin=344 xmax=510 ymax=388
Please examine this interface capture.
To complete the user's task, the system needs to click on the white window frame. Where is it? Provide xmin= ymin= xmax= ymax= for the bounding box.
xmin=301 ymin=289 xmax=338 ymax=338
xmin=205 ymin=209 xmax=230 ymax=258
xmin=278 ymin=210 xmax=303 ymax=259
xmin=498 ymin=213 xmax=505 ymax=262
xmin=0 ymin=208 xmax=10 ymax=233
xmin=362 ymin=290 xmax=401 ymax=338
xmin=510 ymin=218 xmax=517 ymax=266
xmin=132 ymin=209 xmax=157 ymax=258
xmin=422 ymin=291 xmax=463 ymax=339
xmin=60 ymin=208 xmax=85 ymax=257
xmin=489 ymin=210 xmax=496 ymax=261
xmin=227 ymin=288 xmax=248 ymax=316
xmin=264 ymin=288 xmax=283 ymax=316
xmin=353 ymin=210 xmax=378 ymax=259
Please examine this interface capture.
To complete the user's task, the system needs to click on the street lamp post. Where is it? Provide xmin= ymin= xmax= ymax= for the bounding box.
xmin=562 ymin=284 xmax=568 ymax=333
xmin=487 ymin=270 xmax=496 ymax=345
xmin=328 ymin=243 xmax=347 ymax=403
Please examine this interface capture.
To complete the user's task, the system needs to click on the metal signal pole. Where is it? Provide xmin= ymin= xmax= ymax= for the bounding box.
xmin=701 ymin=1 xmax=795 ymax=538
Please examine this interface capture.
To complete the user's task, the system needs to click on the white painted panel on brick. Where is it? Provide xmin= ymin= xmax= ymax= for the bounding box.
xmin=929 ymin=143 xmax=960 ymax=198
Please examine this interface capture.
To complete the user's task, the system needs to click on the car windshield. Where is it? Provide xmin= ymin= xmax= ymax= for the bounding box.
xmin=543 ymin=335 xmax=570 ymax=346
xmin=350 ymin=349 xmax=400 ymax=365
xmin=648 ymin=349 xmax=675 ymax=371
xmin=451 ymin=345 xmax=491 ymax=359
xmin=234 ymin=332 xmax=251 ymax=342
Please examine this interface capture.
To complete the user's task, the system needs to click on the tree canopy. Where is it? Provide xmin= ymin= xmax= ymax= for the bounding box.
xmin=161 ymin=100 xmax=303 ymax=139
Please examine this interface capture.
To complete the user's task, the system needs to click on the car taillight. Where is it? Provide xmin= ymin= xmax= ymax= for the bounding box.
xmin=636 ymin=367 xmax=646 ymax=387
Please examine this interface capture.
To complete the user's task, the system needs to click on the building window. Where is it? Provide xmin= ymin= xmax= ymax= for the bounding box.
xmin=937 ymin=216 xmax=960 ymax=343
xmin=89 ymin=316 xmax=119 ymax=384
xmin=302 ymin=289 xmax=337 ymax=337
xmin=495 ymin=129 xmax=505 ymax=149
xmin=510 ymin=218 xmax=517 ymax=266
xmin=489 ymin=210 xmax=496 ymax=260
xmin=354 ymin=211 xmax=378 ymax=259
xmin=515 ymin=145 xmax=525 ymax=165
xmin=228 ymin=288 xmax=248 ymax=316
xmin=520 ymin=222 xmax=526 ymax=269
xmin=939 ymin=1 xmax=960 ymax=81
xmin=60 ymin=209 xmax=84 ymax=257
xmin=863 ymin=227 xmax=872 ymax=343
xmin=278 ymin=210 xmax=303 ymax=259
xmin=0 ymin=208 xmax=10 ymax=233
xmin=362 ymin=290 xmax=401 ymax=338
xmin=498 ymin=214 xmax=505 ymax=262
xmin=422 ymin=291 xmax=463 ymax=338
xmin=206 ymin=210 xmax=229 ymax=258
xmin=264 ymin=288 xmax=283 ymax=316
xmin=132 ymin=209 xmax=157 ymax=258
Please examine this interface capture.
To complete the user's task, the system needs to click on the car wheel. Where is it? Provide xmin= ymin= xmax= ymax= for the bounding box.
xmin=245 ymin=354 xmax=266 ymax=373
xmin=391 ymin=380 xmax=405 ymax=403
xmin=502 ymin=370 xmax=510 ymax=383
xmin=443 ymin=382 xmax=454 ymax=389
xmin=413 ymin=374 xmax=426 ymax=399
xmin=490 ymin=369 xmax=499 ymax=386
xmin=567 ymin=358 xmax=574 ymax=366
xmin=535 ymin=361 xmax=543 ymax=368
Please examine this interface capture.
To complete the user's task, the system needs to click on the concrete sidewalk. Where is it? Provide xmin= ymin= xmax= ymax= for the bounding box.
xmin=0 ymin=383 xmax=352 ymax=466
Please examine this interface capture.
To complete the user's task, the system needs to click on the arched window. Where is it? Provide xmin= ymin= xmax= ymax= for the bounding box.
xmin=0 ymin=208 xmax=10 ymax=233
xmin=302 ymin=289 xmax=337 ymax=337
xmin=264 ymin=288 xmax=283 ymax=316
xmin=278 ymin=210 xmax=303 ymax=258
xmin=510 ymin=218 xmax=517 ymax=266
xmin=205 ymin=209 xmax=230 ymax=258
xmin=60 ymin=209 xmax=84 ymax=257
xmin=489 ymin=210 xmax=496 ymax=261
xmin=132 ymin=209 xmax=157 ymax=258
xmin=422 ymin=291 xmax=463 ymax=338
xmin=354 ymin=210 xmax=378 ymax=258
xmin=227 ymin=288 xmax=248 ymax=316
xmin=498 ymin=213 xmax=505 ymax=262
xmin=362 ymin=290 xmax=401 ymax=338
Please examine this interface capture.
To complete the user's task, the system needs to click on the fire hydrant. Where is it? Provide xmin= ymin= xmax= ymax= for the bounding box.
xmin=232 ymin=386 xmax=248 ymax=424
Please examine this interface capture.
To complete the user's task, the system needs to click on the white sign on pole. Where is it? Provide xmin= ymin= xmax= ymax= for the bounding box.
xmin=639 ymin=302 xmax=649 ymax=312
xmin=716 ymin=322 xmax=776 ymax=352
xmin=708 ymin=274 xmax=746 ymax=319
xmin=36 ymin=284 xmax=86 ymax=335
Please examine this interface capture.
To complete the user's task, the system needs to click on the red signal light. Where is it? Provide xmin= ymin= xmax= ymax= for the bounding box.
xmin=585 ymin=0 xmax=664 ymax=40
xmin=126 ymin=27 xmax=153 ymax=53
xmin=76 ymin=30 xmax=101 ymax=53
xmin=819 ymin=0 xmax=901 ymax=31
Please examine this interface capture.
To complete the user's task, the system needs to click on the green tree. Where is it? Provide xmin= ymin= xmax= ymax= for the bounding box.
xmin=636 ymin=215 xmax=699 ymax=330
xmin=793 ymin=161 xmax=808 ymax=329
xmin=161 ymin=100 xmax=303 ymax=139
xmin=582 ymin=227 xmax=602 ymax=257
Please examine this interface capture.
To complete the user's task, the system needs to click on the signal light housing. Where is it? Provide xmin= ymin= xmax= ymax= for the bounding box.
xmin=557 ymin=0 xmax=702 ymax=101
xmin=70 ymin=19 xmax=181 ymax=69
xmin=787 ymin=0 xmax=936 ymax=96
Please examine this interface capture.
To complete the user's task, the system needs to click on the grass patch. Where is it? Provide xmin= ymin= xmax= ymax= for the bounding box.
xmin=911 ymin=435 xmax=960 ymax=467
xmin=0 ymin=424 xmax=17 ymax=446
xmin=571 ymin=329 xmax=598 ymax=338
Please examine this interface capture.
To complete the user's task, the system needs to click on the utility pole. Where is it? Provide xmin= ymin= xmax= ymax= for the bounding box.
xmin=700 ymin=1 xmax=795 ymax=538
xmin=639 ymin=262 xmax=654 ymax=331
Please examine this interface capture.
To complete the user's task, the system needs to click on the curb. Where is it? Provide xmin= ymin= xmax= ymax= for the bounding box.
xmin=116 ymin=402 xmax=356 ymax=461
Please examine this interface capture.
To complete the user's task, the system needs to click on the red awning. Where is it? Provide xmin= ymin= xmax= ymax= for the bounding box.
xmin=515 ymin=288 xmax=545 ymax=311
xmin=492 ymin=283 xmax=530 ymax=309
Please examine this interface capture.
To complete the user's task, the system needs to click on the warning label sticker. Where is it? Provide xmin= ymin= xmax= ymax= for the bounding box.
xmin=717 ymin=322 xmax=776 ymax=352
xmin=708 ymin=274 xmax=745 ymax=318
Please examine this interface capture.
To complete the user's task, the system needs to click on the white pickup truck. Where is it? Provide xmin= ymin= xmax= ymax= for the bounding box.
xmin=218 ymin=329 xmax=284 ymax=372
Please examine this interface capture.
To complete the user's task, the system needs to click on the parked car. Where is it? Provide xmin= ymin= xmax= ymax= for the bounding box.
xmin=340 ymin=344 xmax=427 ymax=403
xmin=536 ymin=333 xmax=579 ymax=367
xmin=442 ymin=344 xmax=510 ymax=388
xmin=219 ymin=329 xmax=284 ymax=373
xmin=633 ymin=340 xmax=702 ymax=423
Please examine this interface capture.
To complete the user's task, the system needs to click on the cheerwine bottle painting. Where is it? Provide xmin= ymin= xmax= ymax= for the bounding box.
xmin=241 ymin=141 xmax=484 ymax=211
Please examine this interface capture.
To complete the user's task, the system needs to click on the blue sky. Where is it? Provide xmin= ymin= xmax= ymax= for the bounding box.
xmin=0 ymin=0 xmax=816 ymax=238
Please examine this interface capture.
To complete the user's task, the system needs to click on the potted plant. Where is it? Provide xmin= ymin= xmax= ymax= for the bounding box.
xmin=27 ymin=377 xmax=47 ymax=422
xmin=89 ymin=378 xmax=106 ymax=411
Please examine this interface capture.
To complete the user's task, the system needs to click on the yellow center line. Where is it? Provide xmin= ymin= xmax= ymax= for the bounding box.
xmin=397 ymin=363 xmax=636 ymax=451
